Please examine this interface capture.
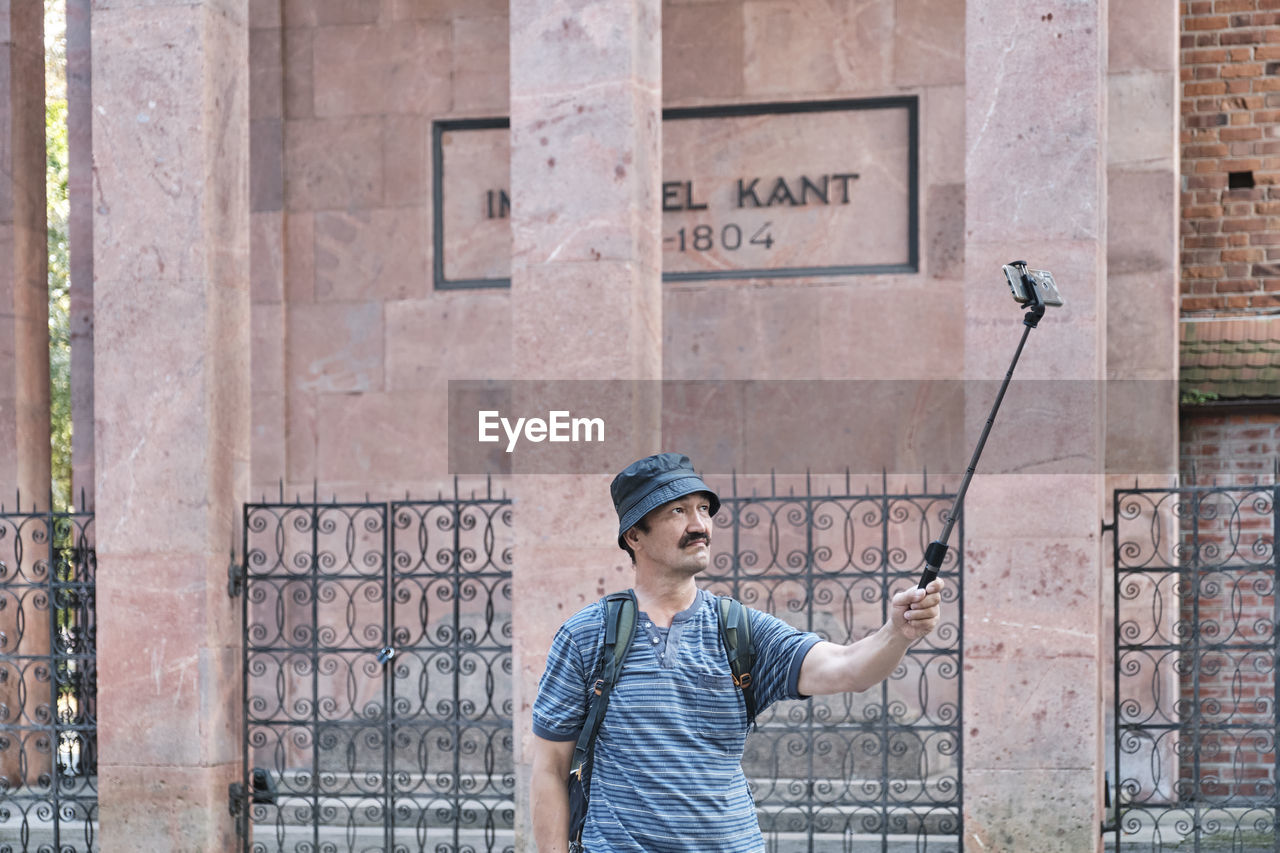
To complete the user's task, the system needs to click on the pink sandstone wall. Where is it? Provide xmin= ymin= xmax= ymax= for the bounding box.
xmin=0 ymin=0 xmax=1185 ymax=848
xmin=242 ymin=1 xmax=1180 ymax=850
xmin=1104 ymin=0 xmax=1183 ymax=838
xmin=250 ymin=0 xmax=511 ymax=503
xmin=92 ymin=0 xmax=251 ymax=848
xmin=251 ymin=0 xmax=968 ymax=503
xmin=662 ymin=0 xmax=965 ymax=384
xmin=0 ymin=0 xmax=52 ymax=790
xmin=0 ymin=0 xmax=51 ymax=504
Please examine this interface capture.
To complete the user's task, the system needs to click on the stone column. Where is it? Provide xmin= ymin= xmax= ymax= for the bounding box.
xmin=0 ymin=0 xmax=50 ymax=503
xmin=248 ymin=0 xmax=285 ymax=498
xmin=507 ymin=1 xmax=663 ymax=848
xmin=0 ymin=0 xmax=50 ymax=789
xmin=1103 ymin=0 xmax=1180 ymax=818
xmin=92 ymin=1 xmax=250 ymax=849
xmin=67 ymin=0 xmax=93 ymax=509
xmin=962 ymin=1 xmax=1107 ymax=850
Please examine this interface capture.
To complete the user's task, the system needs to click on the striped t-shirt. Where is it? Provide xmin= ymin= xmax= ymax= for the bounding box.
xmin=532 ymin=588 xmax=822 ymax=852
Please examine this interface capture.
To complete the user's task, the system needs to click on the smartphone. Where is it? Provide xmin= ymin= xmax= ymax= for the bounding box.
xmin=1003 ymin=262 xmax=1065 ymax=307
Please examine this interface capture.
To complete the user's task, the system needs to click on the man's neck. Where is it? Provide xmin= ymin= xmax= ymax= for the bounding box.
xmin=632 ymin=572 xmax=699 ymax=628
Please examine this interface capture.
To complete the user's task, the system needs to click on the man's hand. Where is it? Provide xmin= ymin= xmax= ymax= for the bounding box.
xmin=889 ymin=578 xmax=944 ymax=642
xmin=798 ymin=577 xmax=946 ymax=696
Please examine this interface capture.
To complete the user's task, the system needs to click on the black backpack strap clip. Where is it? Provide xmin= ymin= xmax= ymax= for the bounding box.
xmin=717 ymin=595 xmax=757 ymax=729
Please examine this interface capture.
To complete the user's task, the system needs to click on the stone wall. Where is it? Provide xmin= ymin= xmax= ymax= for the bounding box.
xmin=0 ymin=0 xmax=1188 ymax=849
xmin=249 ymin=0 xmax=511 ymax=503
xmin=661 ymin=0 xmax=965 ymax=384
xmin=249 ymin=0 xmax=969 ymax=504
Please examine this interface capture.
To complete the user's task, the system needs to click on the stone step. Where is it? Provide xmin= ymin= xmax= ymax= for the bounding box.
xmin=245 ymin=826 xmax=961 ymax=853
xmin=246 ymin=773 xmax=958 ymax=836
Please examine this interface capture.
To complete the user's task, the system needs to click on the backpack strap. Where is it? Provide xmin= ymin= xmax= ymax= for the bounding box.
xmin=717 ymin=595 xmax=757 ymax=729
xmin=568 ymin=590 xmax=638 ymax=793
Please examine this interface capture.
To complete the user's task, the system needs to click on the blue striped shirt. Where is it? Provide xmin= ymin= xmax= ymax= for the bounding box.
xmin=532 ymin=589 xmax=822 ymax=852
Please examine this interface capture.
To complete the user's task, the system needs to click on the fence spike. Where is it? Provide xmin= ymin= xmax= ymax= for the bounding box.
xmin=15 ymin=488 xmax=19 ymax=513
xmin=278 ymin=479 xmax=284 ymax=503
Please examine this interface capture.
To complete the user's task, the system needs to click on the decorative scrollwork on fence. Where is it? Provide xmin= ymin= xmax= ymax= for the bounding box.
xmin=243 ymin=486 xmax=513 ymax=853
xmin=1114 ymin=484 xmax=1280 ymax=850
xmin=0 ymin=508 xmax=97 ymax=853
xmin=243 ymin=476 xmax=957 ymax=852
xmin=704 ymin=475 xmax=962 ymax=852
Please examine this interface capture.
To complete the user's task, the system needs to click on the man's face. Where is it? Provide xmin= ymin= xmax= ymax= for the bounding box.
xmin=628 ymin=492 xmax=715 ymax=575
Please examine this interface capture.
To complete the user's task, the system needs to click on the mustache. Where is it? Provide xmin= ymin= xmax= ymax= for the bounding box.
xmin=680 ymin=532 xmax=711 ymax=548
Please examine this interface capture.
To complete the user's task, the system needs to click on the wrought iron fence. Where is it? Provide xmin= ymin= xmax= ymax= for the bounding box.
xmin=1112 ymin=483 xmax=1280 ymax=851
xmin=238 ymin=483 xmax=514 ymax=853
xmin=703 ymin=474 xmax=963 ymax=853
xmin=0 ymin=503 xmax=97 ymax=853
xmin=238 ymin=474 xmax=960 ymax=852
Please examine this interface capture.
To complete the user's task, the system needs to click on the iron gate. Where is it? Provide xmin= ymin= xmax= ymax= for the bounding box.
xmin=238 ymin=484 xmax=514 ymax=853
xmin=704 ymin=474 xmax=962 ymax=853
xmin=238 ymin=475 xmax=961 ymax=852
xmin=0 ymin=504 xmax=97 ymax=853
xmin=1113 ymin=483 xmax=1280 ymax=851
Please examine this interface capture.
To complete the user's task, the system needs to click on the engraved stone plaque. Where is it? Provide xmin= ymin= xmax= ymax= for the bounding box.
xmin=433 ymin=98 xmax=917 ymax=288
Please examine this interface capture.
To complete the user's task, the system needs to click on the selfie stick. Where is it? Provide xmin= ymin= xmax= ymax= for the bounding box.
xmin=916 ymin=265 xmax=1049 ymax=589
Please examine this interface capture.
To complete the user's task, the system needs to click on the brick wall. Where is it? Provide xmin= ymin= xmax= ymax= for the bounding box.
xmin=1179 ymin=412 xmax=1279 ymax=801
xmin=1181 ymin=0 xmax=1280 ymax=314
xmin=1181 ymin=411 xmax=1280 ymax=480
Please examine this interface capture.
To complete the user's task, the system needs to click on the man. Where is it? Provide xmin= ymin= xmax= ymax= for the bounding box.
xmin=530 ymin=453 xmax=944 ymax=852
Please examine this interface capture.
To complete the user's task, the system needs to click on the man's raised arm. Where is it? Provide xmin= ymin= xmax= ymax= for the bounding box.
xmin=797 ymin=579 xmax=944 ymax=696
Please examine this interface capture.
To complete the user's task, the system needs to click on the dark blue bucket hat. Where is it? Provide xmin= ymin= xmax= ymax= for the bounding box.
xmin=611 ymin=453 xmax=720 ymax=549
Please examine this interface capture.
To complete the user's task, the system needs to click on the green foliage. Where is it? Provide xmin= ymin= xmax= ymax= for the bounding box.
xmin=46 ymin=0 xmax=71 ymax=510
xmin=1180 ymin=387 xmax=1220 ymax=406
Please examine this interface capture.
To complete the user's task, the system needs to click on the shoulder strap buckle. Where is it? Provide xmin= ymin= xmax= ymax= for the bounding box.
xmin=717 ymin=595 xmax=758 ymax=729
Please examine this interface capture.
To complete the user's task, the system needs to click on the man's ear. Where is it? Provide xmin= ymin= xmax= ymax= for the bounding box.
xmin=624 ymin=526 xmax=642 ymax=552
